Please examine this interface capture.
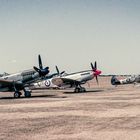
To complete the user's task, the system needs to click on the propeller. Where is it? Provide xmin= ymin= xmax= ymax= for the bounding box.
xmin=45 ymin=65 xmax=65 ymax=79
xmin=55 ymin=65 xmax=65 ymax=76
xmin=91 ymin=61 xmax=101 ymax=84
xmin=33 ymin=55 xmax=49 ymax=76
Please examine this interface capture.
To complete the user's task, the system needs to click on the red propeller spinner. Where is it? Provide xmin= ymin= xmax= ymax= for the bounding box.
xmin=91 ymin=61 xmax=102 ymax=84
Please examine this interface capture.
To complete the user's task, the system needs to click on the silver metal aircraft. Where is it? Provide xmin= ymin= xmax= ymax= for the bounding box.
xmin=0 ymin=55 xmax=49 ymax=98
xmin=111 ymin=75 xmax=140 ymax=85
xmin=50 ymin=62 xmax=102 ymax=93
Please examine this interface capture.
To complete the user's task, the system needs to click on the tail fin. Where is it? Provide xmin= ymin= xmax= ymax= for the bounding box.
xmin=111 ymin=76 xmax=121 ymax=85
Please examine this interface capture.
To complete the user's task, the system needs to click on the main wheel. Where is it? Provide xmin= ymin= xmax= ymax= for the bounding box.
xmin=24 ymin=91 xmax=31 ymax=97
xmin=14 ymin=92 xmax=21 ymax=98
xmin=80 ymin=87 xmax=86 ymax=92
xmin=74 ymin=88 xmax=80 ymax=93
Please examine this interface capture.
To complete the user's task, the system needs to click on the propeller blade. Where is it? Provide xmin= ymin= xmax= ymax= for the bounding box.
xmin=91 ymin=62 xmax=94 ymax=70
xmin=60 ymin=71 xmax=65 ymax=75
xmin=94 ymin=61 xmax=97 ymax=69
xmin=38 ymin=55 xmax=43 ymax=69
xmin=91 ymin=62 xmax=96 ymax=71
xmin=95 ymin=76 xmax=99 ymax=85
xmin=33 ymin=66 xmax=41 ymax=73
xmin=55 ymin=65 xmax=60 ymax=74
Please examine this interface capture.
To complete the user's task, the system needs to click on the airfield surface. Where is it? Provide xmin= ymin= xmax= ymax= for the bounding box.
xmin=0 ymin=77 xmax=140 ymax=140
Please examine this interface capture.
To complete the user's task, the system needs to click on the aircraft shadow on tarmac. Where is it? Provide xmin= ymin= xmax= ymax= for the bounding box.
xmin=63 ymin=89 xmax=104 ymax=94
xmin=0 ymin=89 xmax=104 ymax=99
xmin=0 ymin=94 xmax=67 ymax=100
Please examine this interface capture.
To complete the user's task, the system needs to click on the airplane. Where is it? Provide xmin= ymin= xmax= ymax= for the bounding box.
xmin=111 ymin=75 xmax=140 ymax=86
xmin=49 ymin=62 xmax=102 ymax=93
xmin=0 ymin=55 xmax=49 ymax=98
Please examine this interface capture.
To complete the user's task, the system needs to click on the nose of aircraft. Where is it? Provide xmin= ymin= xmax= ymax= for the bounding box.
xmin=94 ymin=70 xmax=102 ymax=76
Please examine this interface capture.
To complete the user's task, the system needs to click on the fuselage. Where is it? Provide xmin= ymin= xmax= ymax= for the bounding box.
xmin=53 ymin=70 xmax=96 ymax=88
xmin=33 ymin=79 xmax=59 ymax=89
xmin=32 ymin=70 xmax=94 ymax=89
xmin=63 ymin=70 xmax=94 ymax=82
xmin=120 ymin=75 xmax=140 ymax=84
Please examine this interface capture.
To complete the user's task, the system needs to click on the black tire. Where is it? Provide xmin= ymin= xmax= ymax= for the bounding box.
xmin=81 ymin=87 xmax=86 ymax=92
xmin=24 ymin=91 xmax=31 ymax=98
xmin=74 ymin=88 xmax=80 ymax=93
xmin=14 ymin=92 xmax=21 ymax=98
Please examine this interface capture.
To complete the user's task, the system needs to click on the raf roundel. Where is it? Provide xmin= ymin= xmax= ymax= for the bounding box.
xmin=45 ymin=80 xmax=51 ymax=87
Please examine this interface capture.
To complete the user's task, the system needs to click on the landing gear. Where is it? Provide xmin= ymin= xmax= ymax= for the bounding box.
xmin=13 ymin=82 xmax=22 ymax=98
xmin=13 ymin=88 xmax=32 ymax=98
xmin=24 ymin=88 xmax=32 ymax=98
xmin=74 ymin=87 xmax=80 ymax=93
xmin=13 ymin=90 xmax=32 ymax=98
xmin=24 ymin=91 xmax=31 ymax=97
xmin=74 ymin=85 xmax=86 ymax=93
xmin=81 ymin=87 xmax=86 ymax=92
xmin=14 ymin=91 xmax=22 ymax=98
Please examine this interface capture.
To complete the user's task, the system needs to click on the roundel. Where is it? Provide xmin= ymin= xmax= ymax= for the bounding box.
xmin=45 ymin=80 xmax=51 ymax=87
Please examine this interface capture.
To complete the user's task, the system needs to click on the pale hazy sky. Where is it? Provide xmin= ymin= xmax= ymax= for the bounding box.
xmin=0 ymin=0 xmax=140 ymax=74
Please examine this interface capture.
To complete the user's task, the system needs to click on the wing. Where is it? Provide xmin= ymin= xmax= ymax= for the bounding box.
xmin=0 ymin=79 xmax=23 ymax=87
xmin=0 ymin=79 xmax=15 ymax=86
xmin=52 ymin=78 xmax=80 ymax=87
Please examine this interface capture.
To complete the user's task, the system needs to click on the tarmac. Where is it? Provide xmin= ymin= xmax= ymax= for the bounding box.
xmin=0 ymin=77 xmax=140 ymax=140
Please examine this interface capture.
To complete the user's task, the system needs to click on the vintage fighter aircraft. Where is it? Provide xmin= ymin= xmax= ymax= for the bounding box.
xmin=50 ymin=62 xmax=102 ymax=93
xmin=111 ymin=75 xmax=140 ymax=85
xmin=0 ymin=55 xmax=49 ymax=98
